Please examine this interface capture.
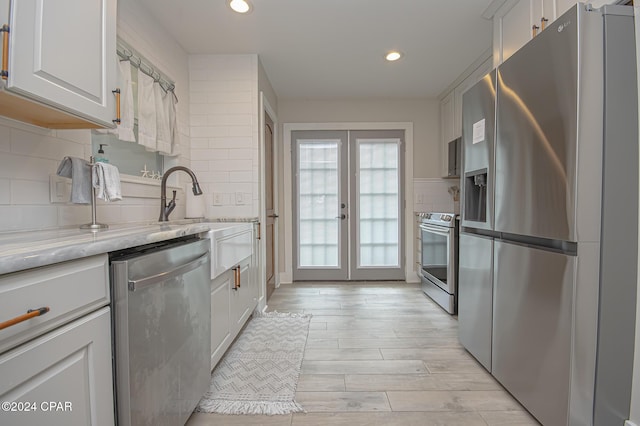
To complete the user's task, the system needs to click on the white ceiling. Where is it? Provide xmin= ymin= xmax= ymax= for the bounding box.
xmin=135 ymin=0 xmax=494 ymax=100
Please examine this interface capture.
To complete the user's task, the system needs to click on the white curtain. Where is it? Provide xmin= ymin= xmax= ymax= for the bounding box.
xmin=96 ymin=57 xmax=135 ymax=142
xmin=154 ymin=82 xmax=171 ymax=155
xmin=164 ymin=89 xmax=180 ymax=156
xmin=116 ymin=60 xmax=136 ymax=142
xmin=137 ymin=70 xmax=157 ymax=151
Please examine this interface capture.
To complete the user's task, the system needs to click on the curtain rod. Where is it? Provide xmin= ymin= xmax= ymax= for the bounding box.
xmin=116 ymin=42 xmax=177 ymax=100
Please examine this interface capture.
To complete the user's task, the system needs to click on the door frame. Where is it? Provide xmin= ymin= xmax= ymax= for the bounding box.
xmin=258 ymin=92 xmax=278 ymax=311
xmin=282 ymin=122 xmax=416 ymax=284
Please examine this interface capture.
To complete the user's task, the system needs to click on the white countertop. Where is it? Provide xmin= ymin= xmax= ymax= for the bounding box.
xmin=0 ymin=218 xmax=257 ymax=275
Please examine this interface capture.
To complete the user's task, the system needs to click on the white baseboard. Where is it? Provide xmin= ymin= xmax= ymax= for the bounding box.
xmin=279 ymin=272 xmax=293 ymax=284
xmin=625 ymin=420 xmax=638 ymax=426
xmin=406 ymin=272 xmax=421 ymax=283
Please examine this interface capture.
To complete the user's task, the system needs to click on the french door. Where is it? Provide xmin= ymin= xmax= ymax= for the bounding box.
xmin=292 ymin=130 xmax=404 ymax=281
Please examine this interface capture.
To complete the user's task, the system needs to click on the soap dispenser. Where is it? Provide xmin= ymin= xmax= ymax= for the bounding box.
xmin=96 ymin=144 xmax=109 ymax=163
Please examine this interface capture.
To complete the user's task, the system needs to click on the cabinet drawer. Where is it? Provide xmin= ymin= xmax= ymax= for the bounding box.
xmin=0 ymin=307 xmax=114 ymax=426
xmin=0 ymin=255 xmax=109 ymax=354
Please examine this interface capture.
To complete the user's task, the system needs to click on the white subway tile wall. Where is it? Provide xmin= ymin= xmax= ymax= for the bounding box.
xmin=188 ymin=54 xmax=260 ymax=219
xmin=0 ymin=1 xmax=195 ymax=233
xmin=0 ymin=120 xmax=187 ymax=232
xmin=413 ymin=178 xmax=457 ymax=214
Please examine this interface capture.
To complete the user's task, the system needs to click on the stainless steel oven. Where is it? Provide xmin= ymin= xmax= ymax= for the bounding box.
xmin=418 ymin=212 xmax=458 ymax=314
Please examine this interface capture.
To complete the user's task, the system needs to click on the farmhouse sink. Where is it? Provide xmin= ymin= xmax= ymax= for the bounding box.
xmin=202 ymin=222 xmax=253 ymax=279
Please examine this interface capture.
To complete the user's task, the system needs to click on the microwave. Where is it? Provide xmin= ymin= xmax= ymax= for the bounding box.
xmin=447 ymin=137 xmax=461 ymax=178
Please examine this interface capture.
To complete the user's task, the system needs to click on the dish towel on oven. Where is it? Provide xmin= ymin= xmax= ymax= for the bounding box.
xmin=56 ymin=156 xmax=92 ymax=204
xmin=92 ymin=162 xmax=122 ymax=202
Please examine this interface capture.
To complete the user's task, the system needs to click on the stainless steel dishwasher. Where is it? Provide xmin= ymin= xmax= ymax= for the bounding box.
xmin=110 ymin=237 xmax=210 ymax=426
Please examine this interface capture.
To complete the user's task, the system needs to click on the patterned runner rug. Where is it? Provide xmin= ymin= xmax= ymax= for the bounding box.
xmin=196 ymin=311 xmax=311 ymax=415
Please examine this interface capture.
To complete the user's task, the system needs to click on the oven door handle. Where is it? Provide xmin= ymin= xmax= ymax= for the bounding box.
xmin=419 ymin=224 xmax=452 ymax=237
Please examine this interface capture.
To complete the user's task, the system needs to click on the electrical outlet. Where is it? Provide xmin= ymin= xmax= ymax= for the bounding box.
xmin=49 ymin=175 xmax=71 ymax=203
xmin=235 ymin=192 xmax=244 ymax=205
xmin=213 ymin=193 xmax=224 ymax=206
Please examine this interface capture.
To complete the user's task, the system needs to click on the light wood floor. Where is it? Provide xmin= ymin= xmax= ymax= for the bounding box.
xmin=187 ymin=282 xmax=540 ymax=426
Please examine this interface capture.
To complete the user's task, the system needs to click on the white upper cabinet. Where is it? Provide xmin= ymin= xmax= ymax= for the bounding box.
xmin=440 ymin=91 xmax=455 ymax=176
xmin=500 ymin=0 xmax=532 ymax=64
xmin=454 ymin=74 xmax=478 ymax=139
xmin=439 ymin=54 xmax=492 ymax=177
xmin=0 ymin=0 xmax=117 ymax=128
xmin=492 ymin=0 xmax=585 ymax=66
xmin=556 ymin=0 xmax=577 ymax=17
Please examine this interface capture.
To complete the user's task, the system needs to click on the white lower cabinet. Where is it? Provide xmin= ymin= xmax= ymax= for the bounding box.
xmin=210 ymin=271 xmax=232 ymax=369
xmin=231 ymin=256 xmax=254 ymax=333
xmin=0 ymin=307 xmax=114 ymax=426
xmin=206 ymin=223 xmax=259 ymax=370
xmin=210 ymin=254 xmax=258 ymax=370
xmin=0 ymin=255 xmax=113 ymax=426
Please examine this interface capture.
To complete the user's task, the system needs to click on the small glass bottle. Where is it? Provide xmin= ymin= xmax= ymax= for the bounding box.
xmin=96 ymin=144 xmax=109 ymax=163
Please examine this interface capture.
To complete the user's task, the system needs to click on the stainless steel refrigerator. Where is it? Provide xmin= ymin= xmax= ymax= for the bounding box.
xmin=459 ymin=4 xmax=638 ymax=426
xmin=458 ymin=69 xmax=497 ymax=372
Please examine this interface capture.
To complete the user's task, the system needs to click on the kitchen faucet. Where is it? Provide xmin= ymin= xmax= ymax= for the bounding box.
xmin=159 ymin=166 xmax=203 ymax=221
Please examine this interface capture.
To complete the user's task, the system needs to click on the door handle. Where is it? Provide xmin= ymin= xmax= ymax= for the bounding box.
xmin=268 ymin=214 xmax=279 ymax=218
xmin=128 ymin=252 xmax=209 ymax=291
xmin=336 ymin=214 xmax=346 ymax=220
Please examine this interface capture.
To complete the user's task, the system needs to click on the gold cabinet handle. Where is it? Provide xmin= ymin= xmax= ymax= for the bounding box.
xmin=1 ymin=24 xmax=9 ymax=80
xmin=0 ymin=307 xmax=50 ymax=331
xmin=112 ymin=88 xmax=121 ymax=124
xmin=532 ymin=24 xmax=540 ymax=38
xmin=232 ymin=266 xmax=240 ymax=290
xmin=541 ymin=17 xmax=549 ymax=31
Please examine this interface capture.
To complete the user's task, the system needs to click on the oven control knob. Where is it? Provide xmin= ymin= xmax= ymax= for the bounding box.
xmin=443 ymin=214 xmax=451 ymax=221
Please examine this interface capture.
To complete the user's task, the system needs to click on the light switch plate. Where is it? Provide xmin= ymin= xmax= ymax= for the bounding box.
xmin=213 ymin=192 xmax=224 ymax=206
xmin=50 ymin=175 xmax=71 ymax=203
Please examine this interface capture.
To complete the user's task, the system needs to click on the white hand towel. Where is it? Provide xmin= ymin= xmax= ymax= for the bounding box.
xmin=117 ymin=60 xmax=136 ymax=142
xmin=155 ymin=82 xmax=172 ymax=155
xmin=56 ymin=156 xmax=92 ymax=204
xmin=92 ymin=163 xmax=122 ymax=202
xmin=137 ymin=70 xmax=157 ymax=152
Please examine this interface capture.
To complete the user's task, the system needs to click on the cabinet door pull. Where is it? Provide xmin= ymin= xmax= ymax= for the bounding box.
xmin=1 ymin=24 xmax=9 ymax=80
xmin=235 ymin=266 xmax=241 ymax=288
xmin=112 ymin=88 xmax=121 ymax=124
xmin=541 ymin=17 xmax=549 ymax=31
xmin=532 ymin=24 xmax=540 ymax=38
xmin=256 ymin=222 xmax=261 ymax=240
xmin=0 ymin=307 xmax=50 ymax=331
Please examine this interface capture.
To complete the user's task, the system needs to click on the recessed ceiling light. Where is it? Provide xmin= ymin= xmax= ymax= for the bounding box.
xmin=228 ymin=0 xmax=251 ymax=14
xmin=385 ymin=51 xmax=403 ymax=62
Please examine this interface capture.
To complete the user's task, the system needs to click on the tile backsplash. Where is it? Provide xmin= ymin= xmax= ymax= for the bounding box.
xmin=413 ymin=178 xmax=458 ymax=214
xmin=0 ymin=119 xmax=186 ymax=233
xmin=188 ymin=54 xmax=260 ymax=219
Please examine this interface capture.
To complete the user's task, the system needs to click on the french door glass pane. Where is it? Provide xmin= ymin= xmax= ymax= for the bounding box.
xmin=358 ymin=140 xmax=399 ymax=267
xmin=298 ymin=140 xmax=340 ymax=267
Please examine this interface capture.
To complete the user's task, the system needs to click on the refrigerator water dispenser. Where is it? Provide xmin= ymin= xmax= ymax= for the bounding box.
xmin=465 ymin=169 xmax=487 ymax=223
